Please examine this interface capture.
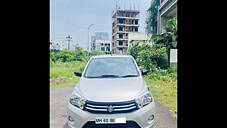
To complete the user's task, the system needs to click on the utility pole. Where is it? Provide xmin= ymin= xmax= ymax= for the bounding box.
xmin=66 ymin=35 xmax=72 ymax=50
xmin=87 ymin=24 xmax=94 ymax=52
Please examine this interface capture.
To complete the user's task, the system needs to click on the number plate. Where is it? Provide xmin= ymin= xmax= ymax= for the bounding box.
xmin=95 ymin=117 xmax=126 ymax=124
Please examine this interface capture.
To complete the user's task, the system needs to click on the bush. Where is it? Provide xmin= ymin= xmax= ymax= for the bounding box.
xmin=136 ymin=48 xmax=156 ymax=72
xmin=50 ymin=49 xmax=74 ymax=62
xmin=50 ymin=46 xmax=108 ymax=63
xmin=74 ymin=46 xmax=89 ymax=61
xmin=90 ymin=50 xmax=105 ymax=56
xmin=50 ymin=46 xmax=90 ymax=63
xmin=127 ymin=43 xmax=143 ymax=60
xmin=167 ymin=67 xmax=177 ymax=74
xmin=156 ymin=55 xmax=168 ymax=69
xmin=128 ymin=43 xmax=167 ymax=71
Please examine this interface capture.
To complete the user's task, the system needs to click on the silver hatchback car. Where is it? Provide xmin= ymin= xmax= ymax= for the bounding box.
xmin=67 ymin=55 xmax=155 ymax=128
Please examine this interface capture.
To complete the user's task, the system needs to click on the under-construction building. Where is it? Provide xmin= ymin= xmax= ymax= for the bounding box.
xmin=112 ymin=8 xmax=140 ymax=54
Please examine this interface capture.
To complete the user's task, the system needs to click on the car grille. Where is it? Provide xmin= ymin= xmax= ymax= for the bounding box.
xmin=82 ymin=121 xmax=141 ymax=128
xmin=83 ymin=100 xmax=138 ymax=114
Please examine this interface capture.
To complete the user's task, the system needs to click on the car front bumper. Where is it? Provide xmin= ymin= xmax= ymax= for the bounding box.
xmin=67 ymin=101 xmax=155 ymax=128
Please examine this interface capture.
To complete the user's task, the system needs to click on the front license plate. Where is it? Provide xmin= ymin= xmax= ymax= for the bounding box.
xmin=95 ymin=117 xmax=126 ymax=124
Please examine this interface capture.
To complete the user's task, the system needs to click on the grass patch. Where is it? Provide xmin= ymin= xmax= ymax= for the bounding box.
xmin=50 ymin=78 xmax=78 ymax=88
xmin=50 ymin=61 xmax=86 ymax=88
xmin=144 ymin=69 xmax=177 ymax=117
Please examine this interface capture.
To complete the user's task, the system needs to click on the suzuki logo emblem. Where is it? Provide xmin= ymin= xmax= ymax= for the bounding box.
xmin=108 ymin=105 xmax=114 ymax=113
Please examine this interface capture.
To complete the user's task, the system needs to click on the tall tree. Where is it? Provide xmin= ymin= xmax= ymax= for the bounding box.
xmin=146 ymin=0 xmax=160 ymax=35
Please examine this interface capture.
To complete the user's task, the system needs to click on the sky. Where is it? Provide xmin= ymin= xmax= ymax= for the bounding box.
xmin=50 ymin=0 xmax=152 ymax=49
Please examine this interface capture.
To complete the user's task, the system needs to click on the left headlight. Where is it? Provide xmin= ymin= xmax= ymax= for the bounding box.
xmin=135 ymin=88 xmax=153 ymax=108
xmin=69 ymin=94 xmax=86 ymax=109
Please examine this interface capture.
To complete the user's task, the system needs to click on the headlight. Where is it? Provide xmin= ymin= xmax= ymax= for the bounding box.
xmin=135 ymin=88 xmax=153 ymax=108
xmin=69 ymin=94 xmax=86 ymax=109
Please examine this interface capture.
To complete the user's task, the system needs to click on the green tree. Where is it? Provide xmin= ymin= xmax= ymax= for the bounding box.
xmin=127 ymin=43 xmax=143 ymax=60
xmin=128 ymin=43 xmax=167 ymax=71
xmin=50 ymin=46 xmax=90 ymax=62
xmin=58 ymin=50 xmax=75 ymax=62
xmin=164 ymin=18 xmax=177 ymax=48
xmin=152 ymin=18 xmax=177 ymax=66
xmin=149 ymin=43 xmax=168 ymax=69
xmin=74 ymin=46 xmax=89 ymax=61
xmin=146 ymin=0 xmax=160 ymax=34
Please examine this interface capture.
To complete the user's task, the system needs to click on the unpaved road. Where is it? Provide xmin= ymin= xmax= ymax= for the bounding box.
xmin=50 ymin=85 xmax=177 ymax=128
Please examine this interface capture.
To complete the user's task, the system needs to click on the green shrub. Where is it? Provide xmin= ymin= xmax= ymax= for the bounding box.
xmin=136 ymin=48 xmax=156 ymax=72
xmin=128 ymin=43 xmax=167 ymax=71
xmin=90 ymin=50 xmax=105 ymax=56
xmin=167 ymin=67 xmax=177 ymax=74
xmin=156 ymin=55 xmax=168 ymax=69
xmin=127 ymin=43 xmax=142 ymax=60
xmin=50 ymin=46 xmax=90 ymax=63
xmin=50 ymin=46 xmax=107 ymax=63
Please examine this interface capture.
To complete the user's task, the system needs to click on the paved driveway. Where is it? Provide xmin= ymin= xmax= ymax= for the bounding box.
xmin=50 ymin=85 xmax=177 ymax=128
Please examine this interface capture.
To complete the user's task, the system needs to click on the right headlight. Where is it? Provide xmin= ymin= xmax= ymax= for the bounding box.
xmin=69 ymin=93 xmax=86 ymax=110
xmin=135 ymin=88 xmax=153 ymax=108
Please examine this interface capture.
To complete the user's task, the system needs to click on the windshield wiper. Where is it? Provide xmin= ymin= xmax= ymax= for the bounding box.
xmin=86 ymin=75 xmax=139 ymax=78
xmin=120 ymin=75 xmax=139 ymax=78
xmin=87 ymin=75 xmax=121 ymax=78
xmin=99 ymin=75 xmax=121 ymax=78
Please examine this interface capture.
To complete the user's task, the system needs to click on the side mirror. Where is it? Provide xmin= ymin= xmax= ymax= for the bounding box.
xmin=74 ymin=71 xmax=82 ymax=77
xmin=140 ymin=69 xmax=149 ymax=75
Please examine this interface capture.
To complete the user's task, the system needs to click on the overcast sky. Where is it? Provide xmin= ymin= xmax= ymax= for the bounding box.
xmin=50 ymin=0 xmax=152 ymax=49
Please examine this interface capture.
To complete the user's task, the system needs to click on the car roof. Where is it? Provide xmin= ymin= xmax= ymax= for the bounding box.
xmin=91 ymin=54 xmax=133 ymax=59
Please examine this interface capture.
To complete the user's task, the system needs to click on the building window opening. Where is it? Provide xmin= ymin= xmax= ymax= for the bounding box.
xmin=118 ymin=19 xmax=124 ymax=23
xmin=119 ymin=34 xmax=123 ymax=38
xmin=119 ymin=41 xmax=123 ymax=46
xmin=106 ymin=47 xmax=110 ymax=51
xmin=101 ymin=47 xmax=105 ymax=51
xmin=118 ymin=48 xmax=123 ymax=54
xmin=119 ymin=26 xmax=123 ymax=31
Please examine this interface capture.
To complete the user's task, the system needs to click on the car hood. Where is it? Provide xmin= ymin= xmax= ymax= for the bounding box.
xmin=75 ymin=77 xmax=146 ymax=102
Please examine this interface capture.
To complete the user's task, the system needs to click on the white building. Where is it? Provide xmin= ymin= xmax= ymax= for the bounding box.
xmin=95 ymin=40 xmax=111 ymax=53
xmin=50 ymin=40 xmax=66 ymax=50
xmin=128 ymin=32 xmax=151 ymax=47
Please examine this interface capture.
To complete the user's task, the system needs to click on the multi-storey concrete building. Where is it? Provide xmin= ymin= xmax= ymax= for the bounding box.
xmin=112 ymin=8 xmax=140 ymax=54
xmin=157 ymin=0 xmax=177 ymax=34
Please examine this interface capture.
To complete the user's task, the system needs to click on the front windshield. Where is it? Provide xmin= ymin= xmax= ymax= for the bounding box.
xmin=84 ymin=57 xmax=140 ymax=78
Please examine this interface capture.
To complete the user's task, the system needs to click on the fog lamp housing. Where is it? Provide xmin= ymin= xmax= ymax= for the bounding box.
xmin=148 ymin=115 xmax=154 ymax=121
